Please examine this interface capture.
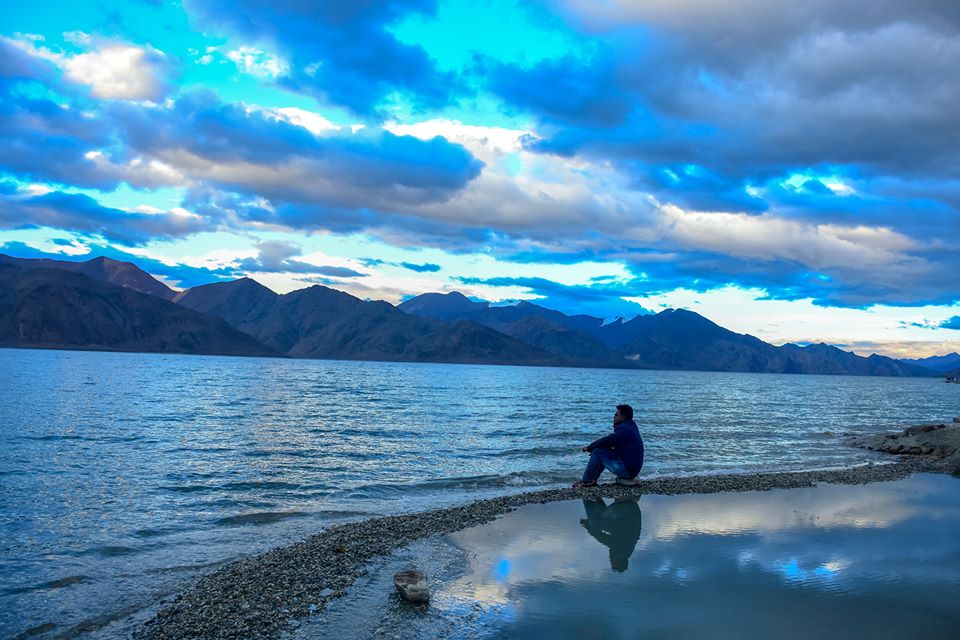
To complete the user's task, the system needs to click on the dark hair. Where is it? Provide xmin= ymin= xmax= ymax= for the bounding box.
xmin=616 ymin=404 xmax=633 ymax=421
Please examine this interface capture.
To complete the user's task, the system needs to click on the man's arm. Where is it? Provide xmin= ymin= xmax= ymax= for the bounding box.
xmin=586 ymin=428 xmax=622 ymax=452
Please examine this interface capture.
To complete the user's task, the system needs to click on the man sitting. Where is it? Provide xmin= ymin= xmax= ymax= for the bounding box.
xmin=573 ymin=404 xmax=644 ymax=488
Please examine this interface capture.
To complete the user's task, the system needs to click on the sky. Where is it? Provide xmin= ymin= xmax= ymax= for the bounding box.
xmin=1 ymin=0 xmax=958 ymax=358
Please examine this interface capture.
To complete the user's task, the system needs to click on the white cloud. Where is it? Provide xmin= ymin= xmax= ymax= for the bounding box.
xmin=264 ymin=107 xmax=338 ymax=135
xmin=226 ymin=46 xmax=289 ymax=79
xmin=63 ymin=44 xmax=171 ymax=100
xmin=385 ymin=119 xmax=531 ymax=159
xmin=658 ymin=204 xmax=918 ymax=269
xmin=78 ymin=150 xmax=187 ymax=189
xmin=6 ymin=36 xmax=172 ymax=101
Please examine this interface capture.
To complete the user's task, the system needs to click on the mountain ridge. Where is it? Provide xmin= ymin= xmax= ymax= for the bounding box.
xmin=177 ymin=279 xmax=561 ymax=366
xmin=0 ymin=253 xmax=945 ymax=376
xmin=0 ymin=264 xmax=278 ymax=357
xmin=400 ymin=292 xmax=936 ymax=377
xmin=0 ymin=253 xmax=178 ymax=300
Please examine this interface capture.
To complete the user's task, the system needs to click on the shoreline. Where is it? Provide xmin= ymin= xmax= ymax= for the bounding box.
xmin=139 ymin=457 xmax=949 ymax=640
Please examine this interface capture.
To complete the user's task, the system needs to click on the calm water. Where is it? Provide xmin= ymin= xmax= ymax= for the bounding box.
xmin=1 ymin=348 xmax=957 ymax=638
xmin=307 ymin=474 xmax=960 ymax=639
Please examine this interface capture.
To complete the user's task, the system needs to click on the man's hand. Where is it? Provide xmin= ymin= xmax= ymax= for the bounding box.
xmin=581 ymin=447 xmax=590 ymax=453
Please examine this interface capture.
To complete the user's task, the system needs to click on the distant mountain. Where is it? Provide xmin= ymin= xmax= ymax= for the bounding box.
xmin=178 ymin=279 xmax=559 ymax=365
xmin=397 ymin=291 xmax=487 ymax=321
xmin=0 ymin=253 xmax=943 ymax=376
xmin=609 ymin=308 xmax=784 ymax=371
xmin=0 ymin=253 xmax=177 ymax=300
xmin=173 ymin=277 xmax=279 ymax=336
xmin=401 ymin=292 xmax=935 ymax=377
xmin=500 ymin=315 xmax=631 ymax=368
xmin=399 ymin=292 xmax=606 ymax=335
xmin=0 ymin=264 xmax=278 ymax=357
xmin=901 ymin=352 xmax=960 ymax=373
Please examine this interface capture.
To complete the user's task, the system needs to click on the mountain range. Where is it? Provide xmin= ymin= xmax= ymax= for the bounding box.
xmin=900 ymin=352 xmax=960 ymax=373
xmin=0 ymin=253 xmax=946 ymax=377
xmin=0 ymin=263 xmax=277 ymax=357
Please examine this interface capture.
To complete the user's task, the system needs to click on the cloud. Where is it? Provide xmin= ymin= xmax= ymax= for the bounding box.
xmin=0 ymin=190 xmax=212 ymax=246
xmin=484 ymin=52 xmax=631 ymax=127
xmin=0 ymin=39 xmax=120 ymax=188
xmin=62 ymin=43 xmax=173 ymax=101
xmin=2 ymin=4 xmax=958 ymax=312
xmin=940 ymin=316 xmax=960 ymax=330
xmin=185 ymin=0 xmax=458 ymax=117
xmin=235 ymin=239 xmax=366 ymax=277
xmin=7 ymin=36 xmax=174 ymax=101
xmin=456 ymin=274 xmax=652 ymax=318
xmin=399 ymin=261 xmax=441 ymax=272
xmin=487 ymin=1 xmax=960 ymax=221
xmin=112 ymin=91 xmax=485 ymax=213
xmin=226 ymin=46 xmax=289 ymax=79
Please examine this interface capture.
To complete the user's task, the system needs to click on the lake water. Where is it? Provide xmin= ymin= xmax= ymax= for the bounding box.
xmin=1 ymin=348 xmax=957 ymax=638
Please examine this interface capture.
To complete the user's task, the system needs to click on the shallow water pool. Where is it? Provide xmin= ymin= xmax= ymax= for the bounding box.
xmin=299 ymin=473 xmax=960 ymax=639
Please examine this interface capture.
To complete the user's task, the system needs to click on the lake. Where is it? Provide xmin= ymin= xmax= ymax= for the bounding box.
xmin=1 ymin=348 xmax=956 ymax=638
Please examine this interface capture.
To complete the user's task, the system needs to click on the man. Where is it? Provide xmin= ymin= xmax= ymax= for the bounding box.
xmin=573 ymin=404 xmax=644 ymax=488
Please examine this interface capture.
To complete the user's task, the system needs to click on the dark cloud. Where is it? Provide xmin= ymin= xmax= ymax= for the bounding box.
xmin=483 ymin=53 xmax=630 ymax=127
xmin=0 ymin=38 xmax=53 ymax=80
xmin=236 ymin=239 xmax=365 ymax=277
xmin=185 ymin=0 xmax=458 ymax=117
xmin=0 ymin=40 xmax=116 ymax=188
xmin=456 ymin=275 xmax=651 ymax=318
xmin=0 ymin=190 xmax=213 ymax=246
xmin=940 ymin=316 xmax=960 ymax=330
xmin=506 ymin=1 xmax=960 ymax=190
xmin=399 ymin=261 xmax=440 ymax=272
xmin=113 ymin=90 xmax=484 ymax=208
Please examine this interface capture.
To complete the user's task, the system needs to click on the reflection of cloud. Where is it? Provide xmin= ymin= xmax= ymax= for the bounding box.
xmin=442 ymin=477 xmax=945 ymax=609
xmin=445 ymin=502 xmax=611 ymax=607
xmin=641 ymin=483 xmax=921 ymax=541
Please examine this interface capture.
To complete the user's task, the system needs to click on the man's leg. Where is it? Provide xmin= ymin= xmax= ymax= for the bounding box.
xmin=603 ymin=455 xmax=631 ymax=479
xmin=582 ymin=448 xmax=628 ymax=483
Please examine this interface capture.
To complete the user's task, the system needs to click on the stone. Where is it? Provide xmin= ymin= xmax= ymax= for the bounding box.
xmin=393 ymin=570 xmax=429 ymax=603
xmin=954 ymin=417 xmax=960 ymax=424
xmin=905 ymin=424 xmax=938 ymax=436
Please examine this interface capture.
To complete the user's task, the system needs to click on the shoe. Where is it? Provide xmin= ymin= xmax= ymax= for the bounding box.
xmin=572 ymin=480 xmax=597 ymax=488
xmin=615 ymin=476 xmax=641 ymax=486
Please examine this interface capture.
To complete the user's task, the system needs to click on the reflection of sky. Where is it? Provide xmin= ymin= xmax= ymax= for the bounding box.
xmin=433 ymin=474 xmax=960 ymax=638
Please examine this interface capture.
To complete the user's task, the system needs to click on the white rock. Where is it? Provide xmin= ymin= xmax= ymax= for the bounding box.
xmin=393 ymin=570 xmax=429 ymax=603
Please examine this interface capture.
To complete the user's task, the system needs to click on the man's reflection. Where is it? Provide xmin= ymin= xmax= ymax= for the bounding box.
xmin=580 ymin=497 xmax=643 ymax=572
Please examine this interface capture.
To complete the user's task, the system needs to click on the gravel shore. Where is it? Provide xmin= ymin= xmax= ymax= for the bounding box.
xmin=138 ymin=456 xmax=945 ymax=640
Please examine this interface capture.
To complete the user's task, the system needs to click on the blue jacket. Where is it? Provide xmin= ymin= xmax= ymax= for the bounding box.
xmin=587 ymin=419 xmax=645 ymax=476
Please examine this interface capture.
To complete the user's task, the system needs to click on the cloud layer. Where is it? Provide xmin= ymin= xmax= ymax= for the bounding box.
xmin=0 ymin=0 xmax=958 ymax=322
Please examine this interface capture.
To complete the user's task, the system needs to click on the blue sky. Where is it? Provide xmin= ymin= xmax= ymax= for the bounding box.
xmin=1 ymin=0 xmax=959 ymax=357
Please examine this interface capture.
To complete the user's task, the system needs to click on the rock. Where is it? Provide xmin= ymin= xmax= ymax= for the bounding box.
xmin=954 ymin=417 xmax=960 ymax=424
xmin=393 ymin=570 xmax=429 ymax=603
xmin=905 ymin=424 xmax=939 ymax=436
xmin=949 ymin=452 xmax=960 ymax=476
